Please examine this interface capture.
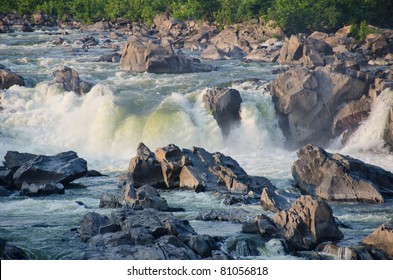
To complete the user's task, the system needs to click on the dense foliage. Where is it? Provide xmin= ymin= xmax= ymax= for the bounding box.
xmin=1 ymin=0 xmax=392 ymax=33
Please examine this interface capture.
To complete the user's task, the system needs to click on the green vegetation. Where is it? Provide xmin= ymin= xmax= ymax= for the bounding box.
xmin=0 ymin=0 xmax=392 ymax=34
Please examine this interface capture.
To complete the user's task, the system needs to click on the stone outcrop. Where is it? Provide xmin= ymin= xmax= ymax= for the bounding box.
xmin=278 ymin=34 xmax=333 ymax=68
xmin=122 ymin=184 xmax=169 ymax=211
xmin=273 ymin=195 xmax=343 ymax=250
xmin=53 ymin=66 xmax=93 ymax=95
xmin=126 ymin=143 xmax=274 ymax=195
xmin=203 ymin=87 xmax=242 ymax=136
xmin=5 ymin=151 xmax=88 ymax=188
xmin=0 ymin=66 xmax=25 ymax=89
xmin=362 ymin=219 xmax=393 ymax=259
xmin=292 ymin=144 xmax=393 ymax=202
xmin=80 ymin=207 xmax=222 ymax=260
xmin=120 ymin=36 xmax=213 ymax=74
xmin=260 ymin=186 xmax=291 ymax=212
xmin=269 ymin=66 xmax=370 ymax=147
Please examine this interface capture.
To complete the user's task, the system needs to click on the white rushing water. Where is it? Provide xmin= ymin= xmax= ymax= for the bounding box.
xmin=1 ymin=30 xmax=393 ymax=259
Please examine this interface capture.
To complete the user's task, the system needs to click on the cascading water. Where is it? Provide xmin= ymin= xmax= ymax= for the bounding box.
xmin=1 ymin=30 xmax=393 ymax=259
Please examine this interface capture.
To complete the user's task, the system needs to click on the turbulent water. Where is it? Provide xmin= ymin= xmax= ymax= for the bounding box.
xmin=1 ymin=30 xmax=392 ymax=259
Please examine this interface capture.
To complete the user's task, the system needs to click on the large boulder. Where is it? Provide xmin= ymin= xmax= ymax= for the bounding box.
xmin=12 ymin=151 xmax=88 ymax=187
xmin=292 ymin=144 xmax=393 ymax=202
xmin=0 ymin=67 xmax=25 ymax=89
xmin=80 ymin=207 xmax=222 ymax=260
xmin=53 ymin=66 xmax=93 ymax=95
xmin=203 ymin=87 xmax=242 ymax=136
xmin=273 ymin=195 xmax=343 ymax=250
xmin=120 ymin=36 xmax=213 ymax=74
xmin=269 ymin=66 xmax=370 ymax=147
xmin=362 ymin=219 xmax=393 ymax=259
xmin=122 ymin=184 xmax=169 ymax=211
xmin=278 ymin=34 xmax=333 ymax=68
xmin=4 ymin=151 xmax=37 ymax=172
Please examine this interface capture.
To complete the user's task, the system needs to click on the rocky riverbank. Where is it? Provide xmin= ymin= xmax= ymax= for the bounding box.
xmin=1 ymin=11 xmax=393 ymax=260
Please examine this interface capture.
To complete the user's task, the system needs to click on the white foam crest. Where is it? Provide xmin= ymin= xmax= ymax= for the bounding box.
xmin=342 ymin=89 xmax=393 ymax=153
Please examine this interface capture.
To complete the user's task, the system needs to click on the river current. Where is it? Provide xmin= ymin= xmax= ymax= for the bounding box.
xmin=1 ymin=29 xmax=392 ymax=259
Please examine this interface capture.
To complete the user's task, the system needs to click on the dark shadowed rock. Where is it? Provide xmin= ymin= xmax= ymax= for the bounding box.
xmin=0 ymin=166 xmax=13 ymax=187
xmin=128 ymin=143 xmax=166 ymax=188
xmin=53 ymin=66 xmax=93 ymax=95
xmin=0 ymin=68 xmax=25 ymax=89
xmin=0 ymin=239 xmax=28 ymax=260
xmin=187 ymin=235 xmax=216 ymax=258
xmin=292 ymin=144 xmax=393 ymax=202
xmin=362 ymin=219 xmax=393 ymax=259
xmin=79 ymin=212 xmax=110 ymax=242
xmin=203 ymin=87 xmax=242 ymax=136
xmin=197 ymin=208 xmax=255 ymax=223
xmin=274 ymin=195 xmax=343 ymax=250
xmin=120 ymin=36 xmax=212 ymax=74
xmin=0 ymin=186 xmax=11 ymax=197
xmin=4 ymin=151 xmax=37 ymax=172
xmin=19 ymin=182 xmax=65 ymax=196
xmin=12 ymin=151 xmax=88 ymax=187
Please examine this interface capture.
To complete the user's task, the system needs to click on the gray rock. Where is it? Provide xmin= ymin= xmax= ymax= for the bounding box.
xmin=53 ymin=66 xmax=93 ymax=95
xmin=187 ymin=235 xmax=216 ymax=258
xmin=0 ymin=239 xmax=28 ymax=260
xmin=4 ymin=151 xmax=36 ymax=171
xmin=203 ymin=87 xmax=242 ymax=136
xmin=292 ymin=144 xmax=393 ymax=202
xmin=0 ymin=68 xmax=24 ymax=89
xmin=0 ymin=186 xmax=11 ymax=197
xmin=99 ymin=193 xmax=122 ymax=209
xmin=274 ymin=195 xmax=343 ymax=250
xmin=120 ymin=36 xmax=213 ymax=74
xmin=79 ymin=212 xmax=110 ymax=242
xmin=362 ymin=219 xmax=393 ymax=259
xmin=12 ymin=151 xmax=88 ymax=187
xmin=122 ymin=184 xmax=169 ymax=211
xmin=19 ymin=182 xmax=65 ymax=196
xmin=269 ymin=66 xmax=369 ymax=147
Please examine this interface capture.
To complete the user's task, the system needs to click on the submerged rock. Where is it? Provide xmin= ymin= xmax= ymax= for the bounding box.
xmin=292 ymin=144 xmax=393 ymax=202
xmin=273 ymin=195 xmax=343 ymax=251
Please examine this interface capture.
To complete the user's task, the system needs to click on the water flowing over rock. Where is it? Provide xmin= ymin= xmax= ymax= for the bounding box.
xmin=0 ymin=66 xmax=25 ymax=89
xmin=11 ymin=151 xmax=88 ymax=187
xmin=119 ymin=35 xmax=213 ymax=74
xmin=269 ymin=66 xmax=370 ymax=147
xmin=273 ymin=195 xmax=343 ymax=251
xmin=292 ymin=144 xmax=393 ymax=203
xmin=203 ymin=87 xmax=242 ymax=136
xmin=362 ymin=219 xmax=393 ymax=259
xmin=53 ymin=66 xmax=93 ymax=95
xmin=126 ymin=143 xmax=274 ymax=195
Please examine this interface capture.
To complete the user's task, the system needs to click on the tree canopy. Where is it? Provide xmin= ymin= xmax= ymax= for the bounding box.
xmin=1 ymin=0 xmax=392 ymax=33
